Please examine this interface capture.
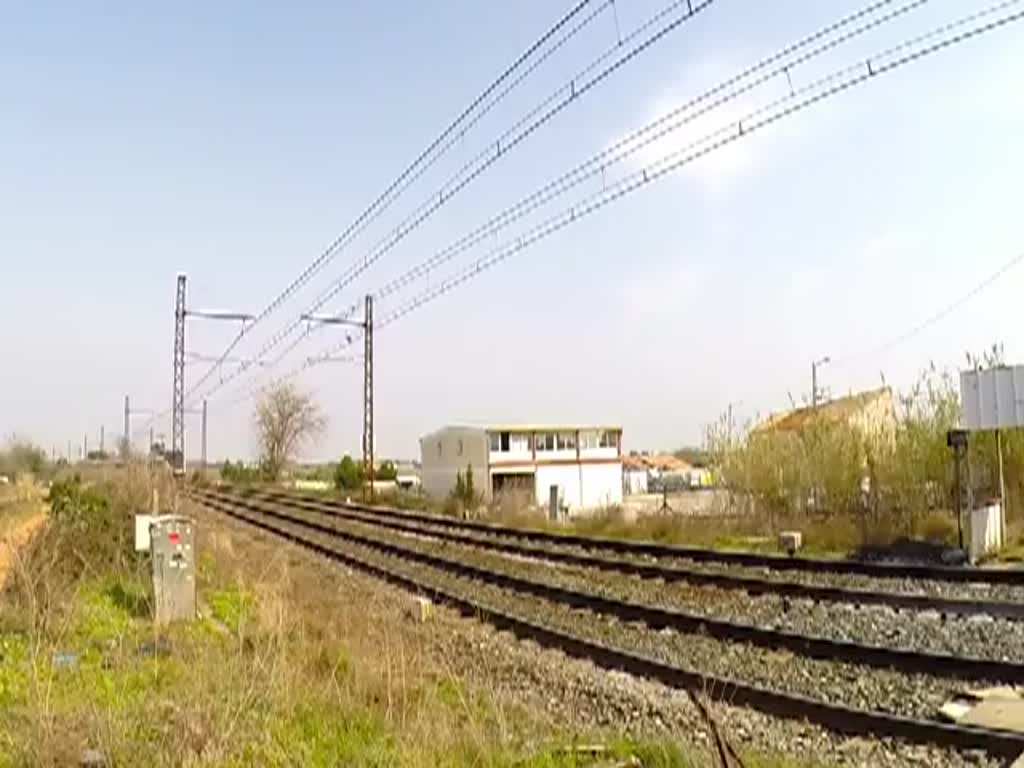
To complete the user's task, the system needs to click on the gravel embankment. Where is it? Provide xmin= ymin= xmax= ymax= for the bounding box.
xmin=230 ymin=501 xmax=1010 ymax=722
xmin=195 ymin=498 xmax=1002 ymax=768
xmin=269 ymin=501 xmax=1024 ymax=663
xmin=288 ymin=501 xmax=1024 ymax=603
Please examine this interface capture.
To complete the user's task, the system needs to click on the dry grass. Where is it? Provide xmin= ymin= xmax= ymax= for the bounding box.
xmin=2 ymin=469 xmax=732 ymax=767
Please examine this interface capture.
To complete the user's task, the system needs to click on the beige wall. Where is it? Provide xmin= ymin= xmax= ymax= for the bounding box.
xmin=849 ymin=390 xmax=897 ymax=441
xmin=419 ymin=428 xmax=491 ymax=499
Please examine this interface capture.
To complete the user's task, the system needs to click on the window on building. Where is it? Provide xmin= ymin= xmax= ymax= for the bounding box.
xmin=490 ymin=432 xmax=514 ymax=452
xmin=556 ymin=432 xmax=576 ymax=451
xmin=534 ymin=432 xmax=555 ymax=452
xmin=579 ymin=431 xmax=599 ymax=450
xmin=510 ymin=433 xmax=531 ymax=453
xmin=599 ymin=430 xmax=619 ymax=449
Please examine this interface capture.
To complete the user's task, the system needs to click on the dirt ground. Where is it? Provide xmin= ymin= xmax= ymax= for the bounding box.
xmin=0 ymin=510 xmax=47 ymax=588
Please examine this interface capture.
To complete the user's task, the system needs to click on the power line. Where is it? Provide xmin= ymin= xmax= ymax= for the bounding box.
xmin=183 ymin=0 xmax=609 ymax=402
xmin=368 ymin=0 xmax=930 ymax=305
xmin=200 ymin=0 xmax=717 ymax=403
xmin=832 ymin=247 xmax=1024 ymax=366
xmin=221 ymin=0 xmax=1024 ymax=410
xmin=362 ymin=1 xmax=1024 ymax=342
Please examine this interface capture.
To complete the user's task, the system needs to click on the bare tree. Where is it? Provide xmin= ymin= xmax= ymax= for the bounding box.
xmin=254 ymin=382 xmax=327 ymax=481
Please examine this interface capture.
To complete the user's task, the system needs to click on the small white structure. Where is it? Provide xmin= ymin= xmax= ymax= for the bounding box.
xmin=961 ymin=365 xmax=1024 ymax=430
xmin=420 ymin=424 xmax=624 ymax=513
xmin=622 ymin=455 xmax=650 ymax=495
xmin=293 ymin=479 xmax=330 ymax=492
xmin=970 ymin=501 xmax=1004 ymax=564
xmin=623 ymin=466 xmax=648 ymax=495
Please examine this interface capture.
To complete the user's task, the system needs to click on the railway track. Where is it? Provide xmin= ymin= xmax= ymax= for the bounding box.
xmin=191 ymin=486 xmax=1024 ymax=759
xmin=228 ymin=486 xmax=1024 ymax=619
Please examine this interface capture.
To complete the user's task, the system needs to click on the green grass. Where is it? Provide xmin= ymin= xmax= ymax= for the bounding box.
xmin=0 ymin=564 xmax=836 ymax=767
xmin=1 ymin=559 xmax=723 ymax=767
xmin=1 ymin=476 xmax=846 ymax=766
xmin=207 ymin=583 xmax=257 ymax=633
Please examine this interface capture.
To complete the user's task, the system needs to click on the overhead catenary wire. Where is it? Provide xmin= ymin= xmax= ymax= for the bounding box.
xmin=225 ymin=0 xmax=1024 ymax=410
xmin=202 ymin=0 xmax=718 ymax=403
xmin=359 ymin=1 xmax=1024 ymax=345
xmin=214 ymin=0 xmax=926 ymax=405
xmin=366 ymin=0 xmax=931 ymax=305
xmin=831 ymin=247 xmax=1024 ymax=367
xmin=180 ymin=0 xmax=609 ymax=404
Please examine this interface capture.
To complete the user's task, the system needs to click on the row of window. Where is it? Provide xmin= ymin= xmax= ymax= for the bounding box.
xmin=489 ymin=430 xmax=619 ymax=453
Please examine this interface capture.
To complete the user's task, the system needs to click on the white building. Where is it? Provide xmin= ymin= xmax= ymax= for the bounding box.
xmin=419 ymin=424 xmax=624 ymax=513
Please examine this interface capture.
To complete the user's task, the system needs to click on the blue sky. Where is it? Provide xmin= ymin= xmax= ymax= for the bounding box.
xmin=2 ymin=0 xmax=1023 ymax=462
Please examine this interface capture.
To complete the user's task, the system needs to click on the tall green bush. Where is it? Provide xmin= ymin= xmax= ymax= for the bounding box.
xmin=334 ymin=455 xmax=363 ymax=491
xmin=705 ymin=364 xmax=1015 ymax=541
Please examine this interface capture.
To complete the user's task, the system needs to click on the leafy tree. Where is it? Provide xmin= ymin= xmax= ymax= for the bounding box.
xmin=449 ymin=464 xmax=478 ymax=511
xmin=377 ymin=460 xmax=398 ymax=482
xmin=334 ymin=454 xmax=363 ymax=491
xmin=254 ymin=382 xmax=327 ymax=481
xmin=464 ymin=464 xmax=475 ymax=501
xmin=221 ymin=460 xmax=261 ymax=484
xmin=673 ymin=446 xmax=710 ymax=467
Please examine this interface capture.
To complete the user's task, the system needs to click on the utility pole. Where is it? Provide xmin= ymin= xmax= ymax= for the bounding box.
xmin=171 ymin=273 xmax=251 ymax=477
xmin=811 ymin=356 xmax=831 ymax=410
xmin=172 ymin=273 xmax=187 ymax=475
xmin=84 ymin=433 xmax=88 ymax=459
xmin=997 ymin=428 xmax=1008 ymax=543
xmin=201 ymin=399 xmax=208 ymax=467
xmin=100 ymin=425 xmax=105 ymax=455
xmin=302 ymin=294 xmax=374 ymax=501
xmin=125 ymin=396 xmax=159 ymax=458
xmin=809 ymin=356 xmax=830 ymax=514
xmin=124 ymin=395 xmax=130 ymax=454
xmin=364 ymin=295 xmax=375 ymax=502
xmin=67 ymin=440 xmax=72 ymax=462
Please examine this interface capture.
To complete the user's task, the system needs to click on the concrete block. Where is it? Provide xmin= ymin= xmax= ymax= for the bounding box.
xmin=779 ymin=531 xmax=802 ymax=556
xmin=410 ymin=596 xmax=433 ymax=623
xmin=134 ymin=515 xmax=155 ymax=552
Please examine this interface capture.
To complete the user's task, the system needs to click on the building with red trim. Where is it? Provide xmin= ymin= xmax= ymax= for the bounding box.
xmin=419 ymin=424 xmax=624 ymax=513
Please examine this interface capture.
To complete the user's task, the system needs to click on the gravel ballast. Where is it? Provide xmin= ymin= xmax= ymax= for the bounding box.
xmin=195 ymin=496 xmax=1004 ymax=768
xmin=219 ymin=498 xmax=1011 ymax=721
xmin=258 ymin=497 xmax=1024 ymax=664
xmin=272 ymin=494 xmax=1024 ymax=603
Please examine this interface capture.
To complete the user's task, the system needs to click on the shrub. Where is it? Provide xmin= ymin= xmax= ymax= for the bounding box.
xmin=376 ymin=460 xmax=398 ymax=482
xmin=45 ymin=477 xmax=135 ymax=576
xmin=704 ymin=364 xmax=994 ymax=551
xmin=918 ymin=510 xmax=957 ymax=545
xmin=445 ymin=465 xmax=481 ymax=517
xmin=221 ymin=460 xmax=261 ymax=484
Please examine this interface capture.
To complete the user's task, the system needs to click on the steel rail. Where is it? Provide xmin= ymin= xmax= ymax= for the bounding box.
xmin=235 ymin=486 xmax=1024 ymax=585
xmin=194 ymin=489 xmax=1024 ymax=683
xmin=191 ymin=489 xmax=1024 ymax=758
xmin=227 ymin=487 xmax=1024 ymax=621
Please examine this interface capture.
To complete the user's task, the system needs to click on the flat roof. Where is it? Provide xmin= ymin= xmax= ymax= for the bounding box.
xmin=447 ymin=423 xmax=622 ymax=433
